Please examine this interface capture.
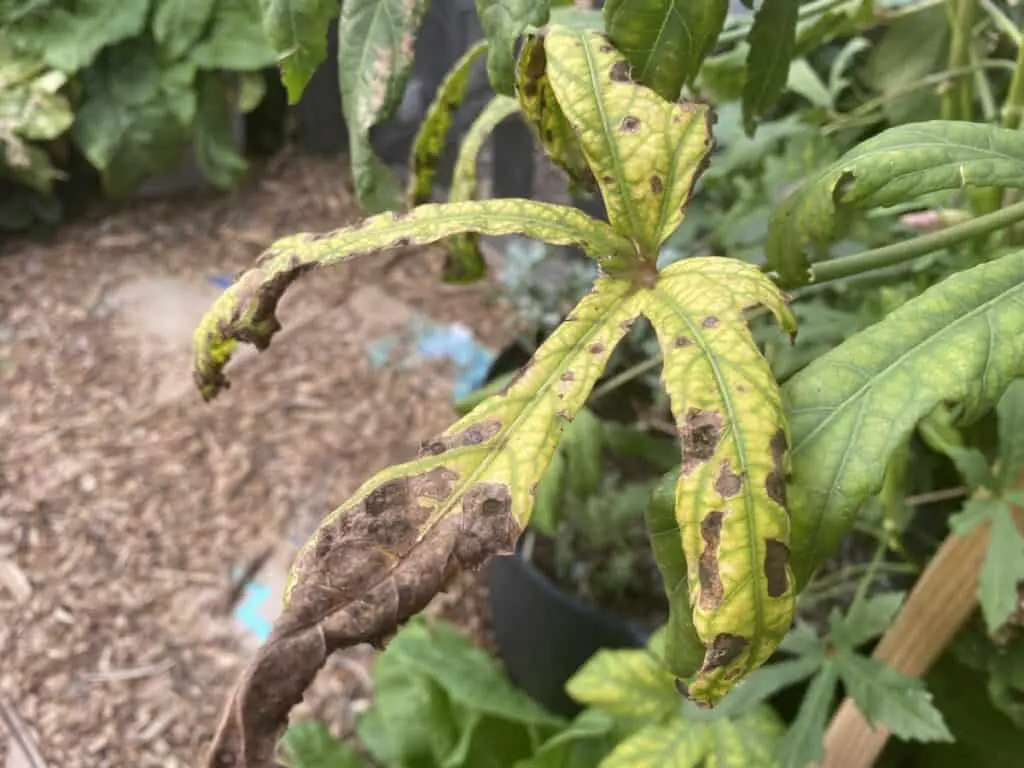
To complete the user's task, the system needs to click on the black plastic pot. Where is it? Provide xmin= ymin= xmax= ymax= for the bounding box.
xmin=485 ymin=548 xmax=651 ymax=716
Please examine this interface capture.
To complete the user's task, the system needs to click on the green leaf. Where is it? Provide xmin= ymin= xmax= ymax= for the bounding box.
xmin=777 ymin=663 xmax=837 ymax=768
xmin=832 ymin=591 xmax=905 ymax=649
xmin=600 ymin=719 xmax=709 ymax=768
xmin=602 ymin=422 xmax=678 ymax=472
xmin=603 ymin=0 xmax=728 ymax=102
xmin=785 ymin=251 xmax=1024 ymax=588
xmin=917 ymin=404 xmax=998 ymax=490
xmin=338 ymin=0 xmax=430 ymax=211
xmin=278 ymin=722 xmax=363 ymax=768
xmin=742 ymin=0 xmax=799 ymax=135
xmin=515 ymin=709 xmax=616 ymax=768
xmin=476 ymin=0 xmax=552 ymax=96
xmin=643 ymin=258 xmax=797 ymax=705
xmin=531 ymin=447 xmax=566 ymax=536
xmin=153 ymin=0 xmax=216 ymax=60
xmin=996 ymin=380 xmax=1024 ymax=491
xmin=562 ymin=408 xmax=603 ymax=498
xmin=193 ymin=0 xmax=278 ymax=71
xmin=767 ymin=122 xmax=1024 ymax=286
xmin=258 ymin=0 xmax=337 ymax=101
xmin=6 ymin=0 xmax=149 ymax=73
xmin=545 ymin=26 xmax=715 ymax=256
xmin=716 ymin=655 xmax=823 ymax=717
xmin=192 ymin=198 xmax=635 ymax=398
xmin=834 ymin=651 xmax=953 ymax=742
xmin=408 ymin=40 xmax=489 ymax=205
xmin=71 ymin=39 xmax=195 ymax=198
xmin=951 ymin=498 xmax=1024 ymax=632
xmin=445 ymin=93 xmax=518 ymax=283
xmin=646 ymin=470 xmax=705 ymax=682
xmin=566 ymin=646 xmax=680 ymax=721
xmin=194 ymin=73 xmax=249 ymax=189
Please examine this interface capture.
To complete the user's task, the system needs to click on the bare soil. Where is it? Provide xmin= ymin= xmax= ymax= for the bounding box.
xmin=0 ymin=152 xmax=510 ymax=766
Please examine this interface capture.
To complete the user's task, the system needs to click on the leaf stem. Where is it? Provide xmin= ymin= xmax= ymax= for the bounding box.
xmin=942 ymin=0 xmax=978 ymax=120
xmin=979 ymin=0 xmax=1022 ymax=47
xmin=1002 ymin=27 xmax=1024 ymax=130
xmin=805 ymin=198 xmax=1024 ymax=284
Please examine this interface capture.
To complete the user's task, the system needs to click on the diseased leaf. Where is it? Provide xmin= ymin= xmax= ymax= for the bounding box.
xmin=997 ymin=380 xmax=1024 ymax=492
xmin=259 ymin=0 xmax=337 ymax=101
xmin=192 ymin=199 xmax=636 ymax=399
xmin=545 ymin=27 xmax=716 ymax=256
xmin=193 ymin=0 xmax=277 ymax=71
xmin=203 ymin=276 xmax=642 ymax=765
xmin=153 ymin=0 xmax=216 ymax=60
xmin=742 ymin=0 xmax=799 ymax=135
xmin=408 ymin=40 xmax=489 ymax=205
xmin=600 ymin=719 xmax=708 ymax=768
xmin=950 ymin=499 xmax=1024 ymax=633
xmin=642 ymin=258 xmax=797 ymax=706
xmin=445 ymin=95 xmax=518 ymax=283
xmin=476 ymin=0 xmax=552 ymax=95
xmin=278 ymin=722 xmax=363 ymax=768
xmin=603 ymin=0 xmax=728 ymax=101
xmin=339 ymin=0 xmax=430 ymax=211
xmin=834 ymin=651 xmax=953 ymax=742
xmin=646 ymin=469 xmax=705 ymax=682
xmin=515 ymin=33 xmax=594 ymax=191
xmin=777 ymin=663 xmax=836 ymax=768
xmin=566 ymin=645 xmax=680 ymax=721
xmin=767 ymin=122 xmax=1024 ymax=286
xmin=785 ymin=252 xmax=1024 ymax=587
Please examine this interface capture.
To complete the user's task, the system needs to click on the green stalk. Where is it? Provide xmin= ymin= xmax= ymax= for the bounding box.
xmin=979 ymin=0 xmax=1022 ymax=47
xmin=942 ymin=0 xmax=977 ymax=120
xmin=807 ymin=198 xmax=1024 ymax=284
xmin=1002 ymin=37 xmax=1024 ymax=130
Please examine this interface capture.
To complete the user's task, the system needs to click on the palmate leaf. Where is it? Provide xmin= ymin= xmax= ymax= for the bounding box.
xmin=642 ymin=258 xmax=797 ymax=706
xmin=445 ymin=95 xmax=520 ymax=283
xmin=600 ymin=719 xmax=708 ymax=768
xmin=408 ymin=40 xmax=489 ymax=206
xmin=785 ymin=251 xmax=1024 ymax=588
xmin=567 ymin=645 xmax=681 ymax=722
xmin=544 ymin=27 xmax=715 ymax=256
xmin=767 ymin=121 xmax=1024 ymax=286
xmin=202 ymin=276 xmax=643 ymax=766
xmin=192 ymin=198 xmax=636 ymax=399
xmin=603 ymin=0 xmax=728 ymax=102
xmin=338 ymin=0 xmax=430 ymax=212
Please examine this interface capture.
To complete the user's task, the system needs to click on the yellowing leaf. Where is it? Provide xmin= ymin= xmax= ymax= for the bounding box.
xmin=445 ymin=94 xmax=520 ymax=282
xmin=600 ymin=719 xmax=708 ymax=768
xmin=408 ymin=40 xmax=489 ymax=206
xmin=544 ymin=26 xmax=715 ymax=256
xmin=192 ymin=199 xmax=637 ymax=400
xmin=566 ymin=645 xmax=681 ymax=721
xmin=205 ymin=278 xmax=641 ymax=764
xmin=515 ymin=33 xmax=595 ymax=191
xmin=641 ymin=257 xmax=797 ymax=706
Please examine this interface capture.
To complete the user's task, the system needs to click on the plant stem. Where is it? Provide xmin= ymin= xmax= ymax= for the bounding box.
xmin=805 ymin=198 xmax=1024 ymax=284
xmin=591 ymin=356 xmax=662 ymax=400
xmin=979 ymin=0 xmax=1022 ymax=47
xmin=942 ymin=0 xmax=978 ymax=120
xmin=1002 ymin=30 xmax=1024 ymax=130
xmin=847 ymin=540 xmax=889 ymax=618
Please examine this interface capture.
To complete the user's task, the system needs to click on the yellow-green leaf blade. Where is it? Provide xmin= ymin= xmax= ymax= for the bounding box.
xmin=600 ymin=719 xmax=710 ymax=768
xmin=408 ymin=40 xmax=489 ymax=206
xmin=785 ymin=250 xmax=1024 ymax=588
xmin=642 ymin=257 xmax=797 ymax=706
xmin=544 ymin=26 xmax=715 ymax=255
xmin=515 ymin=32 xmax=595 ymax=191
xmin=192 ymin=199 xmax=634 ymax=400
xmin=445 ymin=94 xmax=520 ymax=282
xmin=567 ymin=645 xmax=681 ymax=721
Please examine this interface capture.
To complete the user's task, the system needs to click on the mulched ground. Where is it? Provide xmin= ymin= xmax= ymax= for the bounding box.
xmin=0 ymin=152 xmax=512 ymax=767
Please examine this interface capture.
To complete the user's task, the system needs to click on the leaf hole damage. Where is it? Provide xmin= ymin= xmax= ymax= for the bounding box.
xmin=714 ymin=460 xmax=742 ymax=498
xmin=764 ymin=538 xmax=790 ymax=598
xmin=680 ymin=408 xmax=723 ymax=474
xmin=765 ymin=430 xmax=788 ymax=507
xmin=609 ymin=60 xmax=631 ymax=82
xmin=620 ymin=115 xmax=641 ymax=133
xmin=650 ymin=176 xmax=663 ymax=195
xmin=698 ymin=509 xmax=725 ymax=610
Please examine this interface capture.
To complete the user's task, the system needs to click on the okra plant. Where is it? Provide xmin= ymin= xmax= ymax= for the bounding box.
xmin=194 ymin=2 xmax=1024 ymax=765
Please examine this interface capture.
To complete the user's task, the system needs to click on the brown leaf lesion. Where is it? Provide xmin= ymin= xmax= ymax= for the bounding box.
xmin=204 ymin=461 xmax=520 ymax=768
xmin=698 ymin=509 xmax=726 ymax=610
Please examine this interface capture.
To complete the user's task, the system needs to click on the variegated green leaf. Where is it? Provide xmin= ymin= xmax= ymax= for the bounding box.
xmin=408 ymin=40 xmax=489 ymax=206
xmin=193 ymin=199 xmax=637 ymax=400
xmin=641 ymin=257 xmax=797 ymax=706
xmin=600 ymin=719 xmax=709 ymax=768
xmin=515 ymin=33 xmax=595 ymax=191
xmin=567 ymin=645 xmax=681 ymax=721
xmin=445 ymin=95 xmax=520 ymax=283
xmin=545 ymin=27 xmax=715 ymax=256
xmin=204 ymin=277 xmax=641 ymax=765
xmin=785 ymin=250 xmax=1024 ymax=589
xmin=742 ymin=0 xmax=799 ymax=135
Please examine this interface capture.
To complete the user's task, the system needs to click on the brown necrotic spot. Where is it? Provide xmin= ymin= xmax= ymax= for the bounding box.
xmin=701 ymin=316 xmax=719 ymax=328
xmin=560 ymin=370 xmax=575 ymax=382
xmin=447 ymin=419 xmax=502 ymax=449
xmin=714 ymin=460 xmax=742 ymax=498
xmin=609 ymin=60 xmax=630 ymax=82
xmin=602 ymin=175 xmax=614 ymax=184
xmin=363 ymin=479 xmax=410 ymax=517
xmin=522 ymin=80 xmax=538 ymax=98
xmin=698 ymin=509 xmax=725 ymax=609
xmin=702 ymin=633 xmax=748 ymax=673
xmin=650 ymin=176 xmax=663 ymax=194
xmin=620 ymin=116 xmax=641 ymax=133
xmin=588 ymin=342 xmax=605 ymax=354
xmin=680 ymin=408 xmax=723 ymax=474
xmin=764 ymin=538 xmax=790 ymax=598
xmin=674 ymin=335 xmax=692 ymax=348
